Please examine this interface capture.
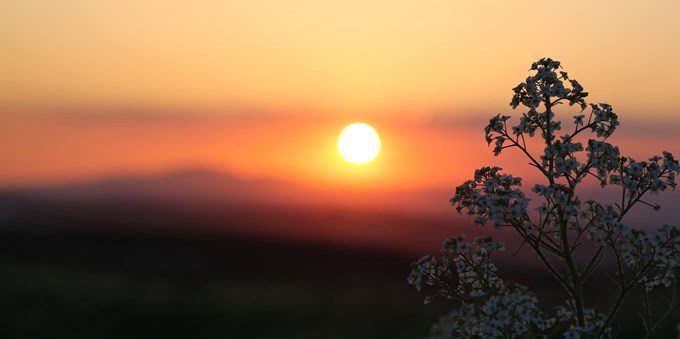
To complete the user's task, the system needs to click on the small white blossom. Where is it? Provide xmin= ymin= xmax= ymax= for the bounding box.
xmin=413 ymin=58 xmax=680 ymax=339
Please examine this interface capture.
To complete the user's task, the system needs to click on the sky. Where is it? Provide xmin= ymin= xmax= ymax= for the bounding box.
xmin=2 ymin=0 xmax=680 ymax=191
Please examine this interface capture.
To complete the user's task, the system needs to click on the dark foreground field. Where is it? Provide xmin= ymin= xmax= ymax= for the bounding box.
xmin=0 ymin=226 xmax=452 ymax=339
xmin=2 ymin=226 xmax=679 ymax=338
xmin=1 ymin=172 xmax=679 ymax=338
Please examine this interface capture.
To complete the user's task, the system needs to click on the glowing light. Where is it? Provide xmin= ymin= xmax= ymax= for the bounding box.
xmin=338 ymin=122 xmax=380 ymax=164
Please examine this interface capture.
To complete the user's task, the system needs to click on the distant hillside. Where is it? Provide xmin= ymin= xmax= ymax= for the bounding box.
xmin=0 ymin=171 xmax=677 ymax=338
xmin=3 ymin=169 xmax=676 ymax=258
xmin=0 ymin=170 xmax=477 ymax=256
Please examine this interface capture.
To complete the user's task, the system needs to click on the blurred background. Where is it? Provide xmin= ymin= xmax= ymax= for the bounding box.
xmin=2 ymin=1 xmax=680 ymax=337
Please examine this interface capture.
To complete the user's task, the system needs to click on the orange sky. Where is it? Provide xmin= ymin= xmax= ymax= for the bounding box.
xmin=2 ymin=1 xmax=680 ymax=190
xmin=2 ymin=110 xmax=678 ymax=193
xmin=0 ymin=111 xmax=490 ymax=190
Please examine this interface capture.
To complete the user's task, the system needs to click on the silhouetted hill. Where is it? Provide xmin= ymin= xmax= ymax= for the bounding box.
xmin=0 ymin=171 xmax=466 ymax=338
xmin=1 ymin=171 xmax=678 ymax=337
xmin=0 ymin=170 xmax=470 ymax=256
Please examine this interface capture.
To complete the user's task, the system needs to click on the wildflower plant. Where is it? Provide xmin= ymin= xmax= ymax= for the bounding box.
xmin=408 ymin=58 xmax=680 ymax=338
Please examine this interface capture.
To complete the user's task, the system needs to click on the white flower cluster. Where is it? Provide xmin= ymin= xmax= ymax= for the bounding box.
xmin=412 ymin=58 xmax=680 ymax=338
xmin=580 ymin=200 xmax=626 ymax=246
xmin=510 ymin=58 xmax=588 ymax=111
xmin=588 ymin=103 xmax=619 ymax=138
xmin=556 ymin=304 xmax=611 ymax=339
xmin=442 ymin=285 xmax=554 ymax=338
xmin=485 ymin=114 xmax=512 ymax=156
xmin=618 ymin=225 xmax=680 ymax=291
xmin=408 ymin=235 xmax=554 ymax=338
xmin=609 ymin=152 xmax=679 ymax=195
xmin=450 ymin=167 xmax=529 ymax=229
xmin=407 ymin=234 xmax=505 ymax=299
xmin=587 ymin=140 xmax=620 ymax=186
xmin=532 ymin=182 xmax=582 ymax=226
xmin=545 ymin=138 xmax=583 ymax=177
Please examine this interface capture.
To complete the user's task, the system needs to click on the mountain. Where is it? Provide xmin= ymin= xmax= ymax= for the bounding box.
xmin=3 ymin=169 xmax=677 ymax=256
xmin=0 ymin=170 xmax=474 ymax=255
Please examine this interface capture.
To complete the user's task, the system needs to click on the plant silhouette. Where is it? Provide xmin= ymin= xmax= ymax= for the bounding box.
xmin=409 ymin=58 xmax=680 ymax=338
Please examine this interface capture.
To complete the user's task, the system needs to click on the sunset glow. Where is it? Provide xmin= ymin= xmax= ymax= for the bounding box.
xmin=4 ymin=3 xmax=680 ymax=337
xmin=0 ymin=1 xmax=679 ymax=192
xmin=338 ymin=123 xmax=381 ymax=164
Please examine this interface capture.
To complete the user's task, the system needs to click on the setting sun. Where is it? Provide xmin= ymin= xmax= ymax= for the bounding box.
xmin=338 ymin=123 xmax=381 ymax=164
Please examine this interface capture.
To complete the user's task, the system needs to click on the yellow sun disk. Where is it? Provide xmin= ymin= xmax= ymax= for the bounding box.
xmin=338 ymin=122 xmax=380 ymax=164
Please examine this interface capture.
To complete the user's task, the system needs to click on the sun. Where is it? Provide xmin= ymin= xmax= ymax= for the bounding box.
xmin=338 ymin=122 xmax=381 ymax=164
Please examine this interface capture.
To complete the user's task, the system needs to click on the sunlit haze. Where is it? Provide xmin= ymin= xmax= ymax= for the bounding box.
xmin=3 ymin=3 xmax=680 ymax=336
xmin=2 ymin=0 xmax=680 ymax=191
xmin=338 ymin=122 xmax=380 ymax=164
